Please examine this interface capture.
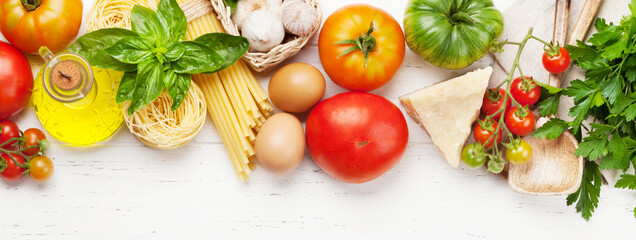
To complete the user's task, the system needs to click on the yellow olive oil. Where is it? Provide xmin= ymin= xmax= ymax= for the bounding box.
xmin=32 ymin=66 xmax=124 ymax=146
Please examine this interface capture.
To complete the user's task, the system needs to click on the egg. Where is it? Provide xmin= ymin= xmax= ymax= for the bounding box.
xmin=269 ymin=62 xmax=326 ymax=113
xmin=255 ymin=113 xmax=305 ymax=175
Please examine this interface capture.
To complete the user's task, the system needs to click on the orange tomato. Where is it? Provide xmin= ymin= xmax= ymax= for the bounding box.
xmin=0 ymin=0 xmax=83 ymax=54
xmin=318 ymin=4 xmax=405 ymax=92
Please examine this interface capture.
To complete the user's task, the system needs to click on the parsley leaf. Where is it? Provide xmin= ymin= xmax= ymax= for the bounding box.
xmin=567 ymin=161 xmax=602 ymax=221
xmin=532 ymin=118 xmax=570 ymax=139
xmin=615 ymin=174 xmax=636 ymax=190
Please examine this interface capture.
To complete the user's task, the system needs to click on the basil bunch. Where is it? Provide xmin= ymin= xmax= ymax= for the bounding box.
xmin=69 ymin=0 xmax=248 ymax=115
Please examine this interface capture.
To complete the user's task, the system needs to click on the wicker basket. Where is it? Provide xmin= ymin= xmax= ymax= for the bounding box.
xmin=210 ymin=0 xmax=322 ymax=72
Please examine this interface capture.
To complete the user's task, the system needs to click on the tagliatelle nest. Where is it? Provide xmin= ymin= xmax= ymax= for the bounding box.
xmin=86 ymin=0 xmax=158 ymax=31
xmin=123 ymin=82 xmax=207 ymax=150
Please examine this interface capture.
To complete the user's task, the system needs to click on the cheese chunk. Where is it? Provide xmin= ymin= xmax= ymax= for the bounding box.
xmin=399 ymin=67 xmax=492 ymax=168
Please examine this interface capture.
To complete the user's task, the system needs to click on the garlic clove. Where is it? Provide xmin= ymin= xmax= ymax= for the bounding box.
xmin=231 ymin=0 xmax=283 ymax=30
xmin=241 ymin=10 xmax=285 ymax=52
xmin=280 ymin=0 xmax=316 ymax=36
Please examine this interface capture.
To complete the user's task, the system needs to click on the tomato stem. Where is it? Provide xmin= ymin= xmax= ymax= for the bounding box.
xmin=21 ymin=0 xmax=42 ymax=11
xmin=450 ymin=12 xmax=476 ymax=25
xmin=334 ymin=22 xmax=377 ymax=68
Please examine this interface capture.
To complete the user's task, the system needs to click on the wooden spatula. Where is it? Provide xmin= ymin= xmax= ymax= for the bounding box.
xmin=507 ymin=0 xmax=603 ymax=195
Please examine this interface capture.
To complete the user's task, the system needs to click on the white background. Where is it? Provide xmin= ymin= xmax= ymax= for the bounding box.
xmin=2 ymin=0 xmax=635 ymax=239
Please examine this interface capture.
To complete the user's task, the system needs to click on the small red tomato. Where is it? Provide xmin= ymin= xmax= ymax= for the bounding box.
xmin=22 ymin=128 xmax=48 ymax=156
xmin=481 ymin=88 xmax=511 ymax=120
xmin=505 ymin=106 xmax=536 ymax=136
xmin=510 ymin=76 xmax=541 ymax=106
xmin=542 ymin=47 xmax=571 ymax=74
xmin=0 ymin=119 xmax=20 ymax=150
xmin=0 ymin=152 xmax=26 ymax=181
xmin=474 ymin=119 xmax=502 ymax=149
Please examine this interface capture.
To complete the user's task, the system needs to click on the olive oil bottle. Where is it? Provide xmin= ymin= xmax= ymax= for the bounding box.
xmin=32 ymin=47 xmax=124 ymax=145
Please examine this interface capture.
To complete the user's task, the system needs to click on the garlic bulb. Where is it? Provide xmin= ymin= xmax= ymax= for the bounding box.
xmin=280 ymin=0 xmax=316 ymax=35
xmin=241 ymin=10 xmax=285 ymax=52
xmin=231 ymin=0 xmax=282 ymax=30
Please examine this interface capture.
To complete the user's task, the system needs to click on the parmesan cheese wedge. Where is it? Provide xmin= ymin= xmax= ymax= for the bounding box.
xmin=399 ymin=67 xmax=492 ymax=168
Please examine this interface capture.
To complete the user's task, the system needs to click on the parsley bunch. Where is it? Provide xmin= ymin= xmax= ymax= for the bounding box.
xmin=533 ymin=0 xmax=636 ymax=220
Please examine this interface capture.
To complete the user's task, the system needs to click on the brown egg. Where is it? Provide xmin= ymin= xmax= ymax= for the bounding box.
xmin=269 ymin=62 xmax=326 ymax=113
xmin=255 ymin=113 xmax=305 ymax=175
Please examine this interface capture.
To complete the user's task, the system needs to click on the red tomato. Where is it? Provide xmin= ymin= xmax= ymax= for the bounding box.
xmin=542 ymin=47 xmax=571 ymax=74
xmin=0 ymin=41 xmax=33 ymax=119
xmin=474 ymin=119 xmax=502 ymax=149
xmin=510 ymin=76 xmax=541 ymax=106
xmin=22 ymin=128 xmax=48 ymax=156
xmin=0 ymin=0 xmax=83 ymax=54
xmin=318 ymin=4 xmax=405 ymax=92
xmin=481 ymin=88 xmax=511 ymax=120
xmin=0 ymin=152 xmax=26 ymax=181
xmin=0 ymin=119 xmax=20 ymax=150
xmin=505 ymin=106 xmax=536 ymax=136
xmin=306 ymin=92 xmax=409 ymax=183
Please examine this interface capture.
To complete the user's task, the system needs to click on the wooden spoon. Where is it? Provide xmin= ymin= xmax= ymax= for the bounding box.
xmin=507 ymin=0 xmax=603 ymax=195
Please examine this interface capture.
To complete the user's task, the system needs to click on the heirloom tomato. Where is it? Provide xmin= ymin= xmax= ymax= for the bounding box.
xmin=0 ymin=0 xmax=83 ymax=54
xmin=318 ymin=4 xmax=405 ymax=92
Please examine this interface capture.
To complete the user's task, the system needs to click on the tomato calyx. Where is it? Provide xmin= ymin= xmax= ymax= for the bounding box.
xmin=478 ymin=117 xmax=497 ymax=132
xmin=487 ymin=154 xmax=506 ymax=174
xmin=514 ymin=105 xmax=531 ymax=119
xmin=21 ymin=0 xmax=42 ymax=11
xmin=485 ymin=88 xmax=503 ymax=103
xmin=447 ymin=2 xmax=476 ymax=25
xmin=334 ymin=22 xmax=377 ymax=68
xmin=543 ymin=41 xmax=562 ymax=57
xmin=519 ymin=76 xmax=537 ymax=92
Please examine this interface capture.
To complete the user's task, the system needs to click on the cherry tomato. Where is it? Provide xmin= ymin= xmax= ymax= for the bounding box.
xmin=306 ymin=92 xmax=409 ymax=183
xmin=461 ymin=143 xmax=486 ymax=169
xmin=542 ymin=47 xmax=571 ymax=74
xmin=29 ymin=156 xmax=54 ymax=182
xmin=510 ymin=76 xmax=541 ymax=106
xmin=0 ymin=0 xmax=83 ymax=54
xmin=505 ymin=106 xmax=536 ymax=136
xmin=474 ymin=119 xmax=502 ymax=149
xmin=506 ymin=140 xmax=533 ymax=165
xmin=0 ymin=152 xmax=26 ymax=181
xmin=481 ymin=88 xmax=511 ymax=120
xmin=22 ymin=128 xmax=48 ymax=156
xmin=318 ymin=4 xmax=405 ymax=92
xmin=0 ymin=119 xmax=20 ymax=150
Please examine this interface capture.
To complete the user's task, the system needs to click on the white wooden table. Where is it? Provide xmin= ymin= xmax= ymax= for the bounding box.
xmin=1 ymin=0 xmax=635 ymax=239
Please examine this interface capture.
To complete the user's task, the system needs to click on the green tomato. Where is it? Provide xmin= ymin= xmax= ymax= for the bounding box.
xmin=506 ymin=140 xmax=533 ymax=165
xmin=461 ymin=143 xmax=486 ymax=169
xmin=404 ymin=0 xmax=504 ymax=69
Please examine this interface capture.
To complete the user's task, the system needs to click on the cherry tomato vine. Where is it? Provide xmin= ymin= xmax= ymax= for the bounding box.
xmin=463 ymin=28 xmax=571 ymax=173
xmin=0 ymin=120 xmax=52 ymax=182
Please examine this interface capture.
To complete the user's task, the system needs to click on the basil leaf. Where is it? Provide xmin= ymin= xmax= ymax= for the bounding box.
xmin=131 ymin=5 xmax=169 ymax=41
xmin=157 ymin=0 xmax=187 ymax=41
xmin=164 ymin=41 xmax=186 ymax=62
xmin=128 ymin=60 xmax=166 ymax=115
xmin=163 ymin=70 xmax=191 ymax=110
xmin=117 ymin=71 xmax=138 ymax=103
xmin=105 ymin=37 xmax=155 ymax=64
xmin=68 ymin=28 xmax=138 ymax=71
xmin=223 ymin=0 xmax=238 ymax=13
xmin=171 ymin=41 xmax=224 ymax=74
xmin=194 ymin=33 xmax=248 ymax=69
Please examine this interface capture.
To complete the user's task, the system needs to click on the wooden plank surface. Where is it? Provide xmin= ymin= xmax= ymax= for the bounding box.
xmin=1 ymin=0 xmax=634 ymax=239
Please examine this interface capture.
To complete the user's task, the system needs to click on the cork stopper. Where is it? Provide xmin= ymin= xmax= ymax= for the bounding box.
xmin=52 ymin=60 xmax=82 ymax=91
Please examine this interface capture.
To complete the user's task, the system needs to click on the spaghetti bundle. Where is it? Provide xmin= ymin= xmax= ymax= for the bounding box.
xmin=87 ymin=0 xmax=207 ymax=150
xmin=179 ymin=9 xmax=274 ymax=181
